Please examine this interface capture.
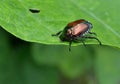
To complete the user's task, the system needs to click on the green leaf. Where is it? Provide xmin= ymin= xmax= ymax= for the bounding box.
xmin=0 ymin=0 xmax=120 ymax=47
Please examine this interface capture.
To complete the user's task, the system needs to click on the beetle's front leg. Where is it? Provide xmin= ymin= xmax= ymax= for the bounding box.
xmin=69 ymin=41 xmax=72 ymax=51
xmin=52 ymin=31 xmax=62 ymax=36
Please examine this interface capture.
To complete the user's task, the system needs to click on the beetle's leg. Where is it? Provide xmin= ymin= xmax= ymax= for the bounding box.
xmin=82 ymin=36 xmax=102 ymax=45
xmin=69 ymin=41 xmax=72 ymax=51
xmin=74 ymin=38 xmax=86 ymax=46
xmin=88 ymin=32 xmax=97 ymax=36
xmin=81 ymin=40 xmax=86 ymax=46
xmin=52 ymin=31 xmax=62 ymax=36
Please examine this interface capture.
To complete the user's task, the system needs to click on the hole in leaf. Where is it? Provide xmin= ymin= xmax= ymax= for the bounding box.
xmin=29 ymin=8 xmax=40 ymax=13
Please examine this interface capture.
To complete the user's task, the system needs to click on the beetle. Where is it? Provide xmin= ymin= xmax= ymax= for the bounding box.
xmin=52 ymin=19 xmax=102 ymax=51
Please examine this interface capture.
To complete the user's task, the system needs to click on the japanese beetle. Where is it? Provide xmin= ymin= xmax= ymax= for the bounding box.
xmin=52 ymin=19 xmax=101 ymax=51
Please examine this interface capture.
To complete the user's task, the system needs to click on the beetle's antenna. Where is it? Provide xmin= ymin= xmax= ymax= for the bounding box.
xmin=69 ymin=41 xmax=72 ymax=51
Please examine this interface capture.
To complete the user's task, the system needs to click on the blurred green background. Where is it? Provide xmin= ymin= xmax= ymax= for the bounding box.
xmin=0 ymin=0 xmax=120 ymax=84
xmin=1 ymin=27 xmax=120 ymax=84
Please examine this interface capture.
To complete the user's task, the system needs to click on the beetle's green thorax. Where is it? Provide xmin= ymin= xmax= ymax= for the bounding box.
xmin=59 ymin=26 xmax=71 ymax=41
